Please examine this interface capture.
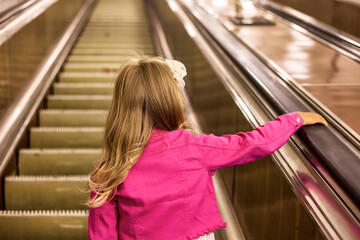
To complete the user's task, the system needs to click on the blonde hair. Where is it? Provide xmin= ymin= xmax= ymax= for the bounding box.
xmin=86 ymin=56 xmax=193 ymax=208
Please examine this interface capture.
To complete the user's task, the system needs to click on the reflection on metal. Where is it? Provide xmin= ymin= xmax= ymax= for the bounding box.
xmin=0 ymin=0 xmax=57 ymax=47
xmin=182 ymin=0 xmax=360 ymax=207
xmin=229 ymin=16 xmax=274 ymax=26
xmin=230 ymin=0 xmax=274 ymax=26
xmin=147 ymin=1 xmax=244 ymax=238
xmin=0 ymin=0 xmax=36 ymax=24
xmin=163 ymin=0 xmax=360 ymax=239
xmin=253 ymin=0 xmax=360 ymax=62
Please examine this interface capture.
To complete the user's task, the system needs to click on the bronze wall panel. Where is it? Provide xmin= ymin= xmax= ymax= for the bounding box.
xmin=333 ymin=1 xmax=360 ymax=38
xmin=233 ymin=153 xmax=325 ymax=240
xmin=0 ymin=0 xmax=86 ymax=119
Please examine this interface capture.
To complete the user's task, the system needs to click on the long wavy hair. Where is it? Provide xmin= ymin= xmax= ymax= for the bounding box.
xmin=86 ymin=56 xmax=193 ymax=208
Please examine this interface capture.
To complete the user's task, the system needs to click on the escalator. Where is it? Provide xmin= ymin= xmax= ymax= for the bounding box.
xmin=0 ymin=0 xmax=155 ymax=238
xmin=0 ymin=0 xmax=359 ymax=239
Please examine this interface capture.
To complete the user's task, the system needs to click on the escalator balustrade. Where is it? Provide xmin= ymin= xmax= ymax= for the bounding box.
xmin=0 ymin=0 xmax=154 ymax=239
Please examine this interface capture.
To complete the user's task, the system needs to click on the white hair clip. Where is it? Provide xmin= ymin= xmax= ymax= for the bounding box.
xmin=165 ymin=59 xmax=186 ymax=89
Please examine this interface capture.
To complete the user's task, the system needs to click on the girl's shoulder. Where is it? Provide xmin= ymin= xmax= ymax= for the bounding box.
xmin=149 ymin=128 xmax=196 ymax=143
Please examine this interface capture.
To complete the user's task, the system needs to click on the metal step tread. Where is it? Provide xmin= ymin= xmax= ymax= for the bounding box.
xmin=53 ymin=83 xmax=113 ymax=93
xmin=39 ymin=109 xmax=108 ymax=127
xmin=53 ymin=82 xmax=113 ymax=88
xmin=19 ymin=148 xmax=101 ymax=175
xmin=59 ymin=72 xmax=116 ymax=82
xmin=62 ymin=63 xmax=120 ymax=72
xmin=71 ymin=48 xmax=154 ymax=55
xmin=47 ymin=95 xmax=112 ymax=109
xmin=47 ymin=95 xmax=112 ymax=100
xmin=30 ymin=127 xmax=104 ymax=148
xmin=20 ymin=148 xmax=102 ymax=154
xmin=59 ymin=72 xmax=116 ymax=77
xmin=31 ymin=127 xmax=104 ymax=132
xmin=5 ymin=175 xmax=89 ymax=210
xmin=0 ymin=210 xmax=88 ymax=240
xmin=40 ymin=109 xmax=108 ymax=114
xmin=0 ymin=209 xmax=89 ymax=216
xmin=75 ymin=42 xmax=154 ymax=48
xmin=66 ymin=55 xmax=129 ymax=63
xmin=5 ymin=175 xmax=89 ymax=181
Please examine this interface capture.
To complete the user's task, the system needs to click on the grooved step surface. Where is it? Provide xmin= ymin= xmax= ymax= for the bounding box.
xmin=71 ymin=48 xmax=154 ymax=55
xmin=75 ymin=42 xmax=154 ymax=49
xmin=40 ymin=109 xmax=108 ymax=127
xmin=5 ymin=175 xmax=89 ymax=210
xmin=59 ymin=72 xmax=116 ymax=83
xmin=47 ymin=95 xmax=112 ymax=109
xmin=63 ymin=63 xmax=121 ymax=72
xmin=30 ymin=127 xmax=104 ymax=148
xmin=53 ymin=83 xmax=113 ymax=95
xmin=80 ymin=32 xmax=151 ymax=36
xmin=66 ymin=55 xmax=128 ymax=63
xmin=19 ymin=148 xmax=101 ymax=175
xmin=0 ymin=210 xmax=88 ymax=240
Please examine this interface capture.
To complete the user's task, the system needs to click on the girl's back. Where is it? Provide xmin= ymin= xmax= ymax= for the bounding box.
xmin=87 ymin=56 xmax=326 ymax=240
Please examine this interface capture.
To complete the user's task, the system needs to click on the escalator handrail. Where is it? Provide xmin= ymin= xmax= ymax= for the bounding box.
xmin=0 ymin=0 xmax=57 ymax=47
xmin=171 ymin=0 xmax=360 ymax=237
xmin=178 ymin=0 xmax=360 ymax=207
xmin=0 ymin=0 xmax=96 ymax=179
xmin=0 ymin=0 xmax=34 ymax=24
xmin=254 ymin=0 xmax=360 ymax=62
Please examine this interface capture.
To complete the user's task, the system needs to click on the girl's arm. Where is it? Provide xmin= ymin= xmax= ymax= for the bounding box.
xmin=88 ymin=191 xmax=118 ymax=240
xmin=194 ymin=112 xmax=326 ymax=170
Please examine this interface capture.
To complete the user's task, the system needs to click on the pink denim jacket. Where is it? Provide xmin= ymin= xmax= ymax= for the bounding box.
xmin=88 ymin=113 xmax=304 ymax=240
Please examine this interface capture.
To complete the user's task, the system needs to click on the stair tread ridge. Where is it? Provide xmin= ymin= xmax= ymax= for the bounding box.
xmin=20 ymin=148 xmax=102 ymax=154
xmin=40 ymin=109 xmax=108 ymax=113
xmin=54 ymin=82 xmax=113 ymax=87
xmin=5 ymin=175 xmax=89 ymax=181
xmin=48 ymin=95 xmax=112 ymax=99
xmin=0 ymin=209 xmax=89 ymax=216
xmin=31 ymin=127 xmax=104 ymax=132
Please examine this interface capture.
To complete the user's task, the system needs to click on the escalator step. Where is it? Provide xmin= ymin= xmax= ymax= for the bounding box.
xmin=71 ymin=48 xmax=154 ymax=55
xmin=5 ymin=175 xmax=89 ymax=210
xmin=80 ymin=32 xmax=151 ymax=37
xmin=0 ymin=210 xmax=88 ymax=240
xmin=53 ymin=83 xmax=113 ymax=95
xmin=30 ymin=127 xmax=104 ymax=148
xmin=78 ymin=34 xmax=152 ymax=42
xmin=59 ymin=72 xmax=116 ymax=83
xmin=39 ymin=109 xmax=108 ymax=127
xmin=18 ymin=149 xmax=101 ymax=175
xmin=47 ymin=95 xmax=112 ymax=109
xmin=84 ymin=25 xmax=151 ymax=31
xmin=75 ymin=42 xmax=154 ymax=49
xmin=63 ymin=63 xmax=120 ymax=72
xmin=76 ymin=38 xmax=151 ymax=44
xmin=66 ymin=55 xmax=127 ymax=63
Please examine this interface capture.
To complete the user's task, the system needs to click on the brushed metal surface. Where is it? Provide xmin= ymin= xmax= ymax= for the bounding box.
xmin=200 ymin=0 xmax=360 ymax=136
xmin=160 ymin=0 xmax=360 ymax=239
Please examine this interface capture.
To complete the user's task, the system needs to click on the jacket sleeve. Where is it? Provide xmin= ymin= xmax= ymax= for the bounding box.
xmin=88 ymin=191 xmax=119 ymax=240
xmin=194 ymin=112 xmax=304 ymax=170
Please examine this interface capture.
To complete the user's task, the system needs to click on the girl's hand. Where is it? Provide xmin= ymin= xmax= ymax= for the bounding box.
xmin=296 ymin=112 xmax=328 ymax=126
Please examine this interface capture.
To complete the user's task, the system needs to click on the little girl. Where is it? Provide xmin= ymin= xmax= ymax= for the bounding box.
xmin=87 ymin=56 xmax=327 ymax=240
